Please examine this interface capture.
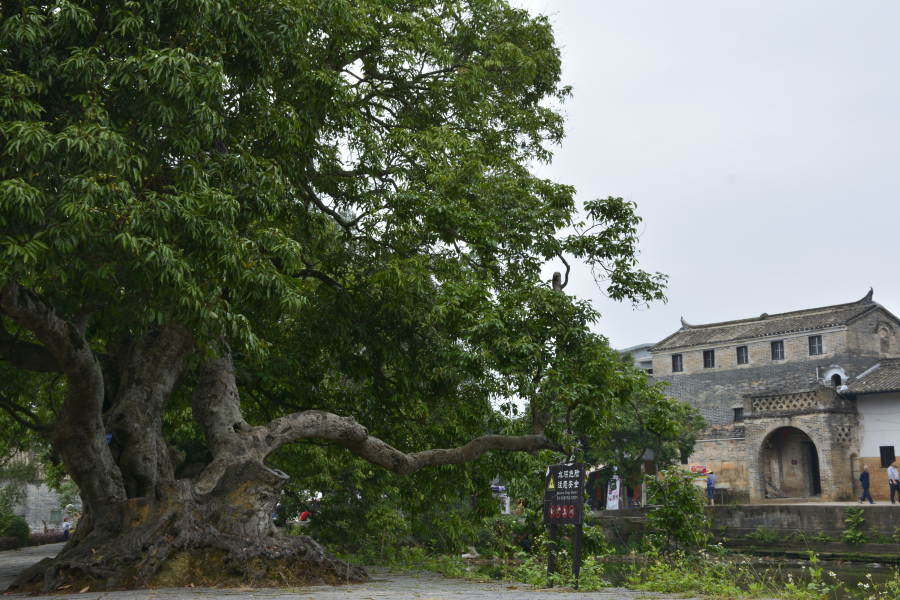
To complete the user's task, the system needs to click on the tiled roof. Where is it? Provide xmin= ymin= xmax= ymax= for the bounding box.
xmin=651 ymin=291 xmax=883 ymax=352
xmin=846 ymin=359 xmax=900 ymax=395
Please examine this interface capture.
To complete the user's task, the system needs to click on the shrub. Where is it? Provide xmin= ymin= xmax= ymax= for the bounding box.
xmin=644 ymin=467 xmax=710 ymax=552
xmin=0 ymin=512 xmax=30 ymax=547
xmin=840 ymin=528 xmax=868 ymax=546
xmin=841 ymin=506 xmax=868 ymax=546
xmin=746 ymin=527 xmax=780 ymax=544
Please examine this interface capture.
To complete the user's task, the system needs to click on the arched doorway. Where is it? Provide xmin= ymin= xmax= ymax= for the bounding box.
xmin=760 ymin=427 xmax=822 ymax=498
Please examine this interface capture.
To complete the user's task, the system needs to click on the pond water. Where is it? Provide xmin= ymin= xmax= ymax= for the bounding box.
xmin=465 ymin=556 xmax=897 ymax=599
xmin=599 ymin=560 xmax=897 ymax=600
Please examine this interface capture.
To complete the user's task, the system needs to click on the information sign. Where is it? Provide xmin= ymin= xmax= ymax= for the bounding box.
xmin=542 ymin=463 xmax=585 ymax=525
xmin=543 ymin=462 xmax=586 ymax=589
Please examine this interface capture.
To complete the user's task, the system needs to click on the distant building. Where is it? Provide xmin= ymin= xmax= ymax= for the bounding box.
xmin=4 ymin=452 xmax=75 ymax=533
xmin=649 ymin=290 xmax=900 ymax=502
xmin=619 ymin=343 xmax=654 ymax=374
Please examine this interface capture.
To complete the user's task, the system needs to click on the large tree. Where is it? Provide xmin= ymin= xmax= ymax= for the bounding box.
xmin=0 ymin=0 xmax=670 ymax=592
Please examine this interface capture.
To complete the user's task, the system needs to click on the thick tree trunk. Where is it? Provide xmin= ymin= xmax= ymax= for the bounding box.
xmin=2 ymin=282 xmax=558 ymax=593
xmin=12 ymin=466 xmax=365 ymax=592
xmin=1 ymin=284 xmax=365 ymax=593
xmin=103 ymin=324 xmax=194 ymax=498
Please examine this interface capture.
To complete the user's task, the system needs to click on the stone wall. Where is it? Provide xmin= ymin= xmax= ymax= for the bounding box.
xmin=593 ymin=504 xmax=900 ymax=556
xmin=684 ymin=433 xmax=750 ymax=502
xmin=713 ymin=504 xmax=900 ymax=539
xmin=651 ymin=329 xmax=850 ymax=379
xmin=744 ymin=388 xmax=858 ymax=501
xmin=848 ymin=310 xmax=900 ymax=360
xmin=11 ymin=483 xmax=66 ymax=533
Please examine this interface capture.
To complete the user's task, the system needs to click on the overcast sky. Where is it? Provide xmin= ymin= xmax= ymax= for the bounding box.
xmin=520 ymin=1 xmax=900 ymax=350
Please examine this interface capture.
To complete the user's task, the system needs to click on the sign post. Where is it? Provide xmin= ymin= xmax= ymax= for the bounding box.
xmin=542 ymin=463 xmax=586 ymax=588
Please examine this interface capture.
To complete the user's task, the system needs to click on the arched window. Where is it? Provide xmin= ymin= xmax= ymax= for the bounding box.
xmin=879 ymin=325 xmax=891 ymax=353
xmin=831 ymin=374 xmax=842 ymax=387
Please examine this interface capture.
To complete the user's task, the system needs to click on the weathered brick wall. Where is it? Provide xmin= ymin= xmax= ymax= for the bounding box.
xmin=652 ymin=329 xmax=849 ymax=379
xmin=685 ymin=433 xmax=750 ymax=502
xmin=11 ymin=483 xmax=66 ymax=533
xmin=24 ymin=483 xmax=63 ymax=532
xmin=848 ymin=310 xmax=900 ymax=360
xmin=744 ymin=398 xmax=858 ymax=502
xmin=857 ymin=458 xmax=896 ymax=502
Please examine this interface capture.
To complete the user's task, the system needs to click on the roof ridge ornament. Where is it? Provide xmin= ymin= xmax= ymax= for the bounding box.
xmin=860 ymin=287 xmax=874 ymax=305
xmin=680 ymin=317 xmax=694 ymax=330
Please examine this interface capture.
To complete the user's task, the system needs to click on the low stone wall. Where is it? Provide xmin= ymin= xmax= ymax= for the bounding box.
xmin=592 ymin=505 xmax=900 ymax=561
xmin=713 ymin=504 xmax=899 ymax=539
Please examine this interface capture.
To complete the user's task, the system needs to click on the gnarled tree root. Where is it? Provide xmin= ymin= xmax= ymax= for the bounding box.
xmin=9 ymin=475 xmax=368 ymax=593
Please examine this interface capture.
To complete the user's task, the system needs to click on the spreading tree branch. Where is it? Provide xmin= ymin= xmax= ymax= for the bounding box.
xmin=0 ymin=393 xmax=53 ymax=435
xmin=555 ymin=253 xmax=570 ymax=290
xmin=263 ymin=410 xmax=560 ymax=476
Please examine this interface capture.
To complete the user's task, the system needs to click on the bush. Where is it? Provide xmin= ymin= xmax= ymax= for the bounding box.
xmin=746 ymin=527 xmax=780 ymax=544
xmin=644 ymin=467 xmax=710 ymax=552
xmin=0 ymin=512 xmax=30 ymax=547
xmin=841 ymin=506 xmax=868 ymax=546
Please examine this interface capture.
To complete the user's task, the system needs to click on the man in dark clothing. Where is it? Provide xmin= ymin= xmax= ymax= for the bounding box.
xmin=859 ymin=465 xmax=875 ymax=504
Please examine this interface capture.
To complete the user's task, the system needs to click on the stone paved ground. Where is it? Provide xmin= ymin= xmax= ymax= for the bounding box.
xmin=0 ymin=544 xmax=705 ymax=599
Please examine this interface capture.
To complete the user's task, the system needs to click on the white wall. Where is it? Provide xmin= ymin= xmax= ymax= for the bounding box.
xmin=856 ymin=392 xmax=900 ymax=457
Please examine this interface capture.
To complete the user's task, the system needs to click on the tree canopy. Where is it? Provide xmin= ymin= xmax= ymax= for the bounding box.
xmin=0 ymin=0 xmax=685 ymax=589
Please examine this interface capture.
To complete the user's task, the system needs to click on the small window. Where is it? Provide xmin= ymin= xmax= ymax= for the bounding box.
xmin=647 ymin=369 xmax=653 ymax=375
xmin=703 ymin=350 xmax=715 ymax=368
xmin=50 ymin=510 xmax=62 ymax=523
xmin=771 ymin=340 xmax=785 ymax=360
xmin=879 ymin=325 xmax=892 ymax=353
xmin=680 ymin=451 xmax=689 ymax=465
xmin=733 ymin=408 xmax=744 ymax=423
xmin=808 ymin=335 xmax=823 ymax=356
xmin=831 ymin=374 xmax=842 ymax=387
xmin=672 ymin=354 xmax=683 ymax=373
xmin=736 ymin=346 xmax=748 ymax=365
xmin=880 ymin=446 xmax=895 ymax=468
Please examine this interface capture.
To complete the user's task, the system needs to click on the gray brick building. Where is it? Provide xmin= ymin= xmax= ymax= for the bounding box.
xmin=5 ymin=453 xmax=80 ymax=533
xmin=649 ymin=290 xmax=900 ymax=502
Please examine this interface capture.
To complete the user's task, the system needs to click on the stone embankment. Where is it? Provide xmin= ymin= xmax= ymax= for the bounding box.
xmin=595 ymin=504 xmax=900 ymax=561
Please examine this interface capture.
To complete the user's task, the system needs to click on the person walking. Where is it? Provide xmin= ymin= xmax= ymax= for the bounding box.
xmin=859 ymin=465 xmax=875 ymax=504
xmin=706 ymin=470 xmax=716 ymax=506
xmin=62 ymin=517 xmax=71 ymax=541
xmin=888 ymin=461 xmax=899 ymax=504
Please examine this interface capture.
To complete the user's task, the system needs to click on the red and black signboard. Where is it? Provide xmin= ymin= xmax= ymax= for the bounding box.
xmin=542 ymin=463 xmax=585 ymax=525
